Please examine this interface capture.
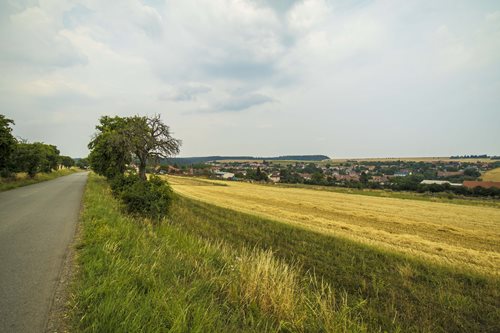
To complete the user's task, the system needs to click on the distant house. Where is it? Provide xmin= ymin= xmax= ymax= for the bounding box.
xmin=463 ymin=181 xmax=500 ymax=189
xmin=299 ymin=173 xmax=312 ymax=180
xmin=394 ymin=170 xmax=411 ymax=177
xmin=164 ymin=165 xmax=180 ymax=173
xmin=437 ymin=170 xmax=464 ymax=177
xmin=370 ymin=175 xmax=389 ymax=184
xmin=269 ymin=173 xmax=280 ymax=182
xmin=420 ymin=180 xmax=462 ymax=186
xmin=214 ymin=171 xmax=235 ymax=179
xmin=336 ymin=174 xmax=360 ymax=182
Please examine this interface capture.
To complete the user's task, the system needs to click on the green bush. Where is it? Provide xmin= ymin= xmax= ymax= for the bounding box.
xmin=109 ymin=173 xmax=141 ymax=196
xmin=117 ymin=174 xmax=174 ymax=221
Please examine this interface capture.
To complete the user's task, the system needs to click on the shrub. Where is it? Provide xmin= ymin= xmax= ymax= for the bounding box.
xmin=118 ymin=174 xmax=174 ymax=221
xmin=109 ymin=173 xmax=141 ymax=196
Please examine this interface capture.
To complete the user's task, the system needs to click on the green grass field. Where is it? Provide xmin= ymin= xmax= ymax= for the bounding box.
xmin=72 ymin=174 xmax=365 ymax=332
xmin=0 ymin=168 xmax=80 ymax=192
xmin=73 ymin=174 xmax=500 ymax=332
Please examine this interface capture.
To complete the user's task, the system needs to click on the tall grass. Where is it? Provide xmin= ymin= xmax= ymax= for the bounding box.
xmin=0 ymin=168 xmax=80 ymax=192
xmin=72 ymin=174 xmax=366 ymax=332
xmin=169 ymin=195 xmax=500 ymax=333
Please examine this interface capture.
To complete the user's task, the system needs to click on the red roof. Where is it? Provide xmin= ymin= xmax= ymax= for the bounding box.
xmin=463 ymin=181 xmax=500 ymax=189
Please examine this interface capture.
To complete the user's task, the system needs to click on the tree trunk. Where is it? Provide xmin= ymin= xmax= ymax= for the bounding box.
xmin=139 ymin=158 xmax=147 ymax=181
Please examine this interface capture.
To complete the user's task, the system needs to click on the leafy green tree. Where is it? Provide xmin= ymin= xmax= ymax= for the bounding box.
xmin=11 ymin=142 xmax=59 ymax=177
xmin=360 ymin=171 xmax=369 ymax=184
xmin=40 ymin=144 xmax=60 ymax=172
xmin=76 ymin=157 xmax=89 ymax=169
xmin=11 ymin=143 xmax=41 ymax=177
xmin=60 ymin=155 xmax=75 ymax=168
xmin=310 ymin=172 xmax=325 ymax=184
xmin=88 ymin=115 xmax=181 ymax=180
xmin=88 ymin=116 xmax=133 ymax=179
xmin=0 ymin=114 xmax=16 ymax=174
xmin=464 ymin=167 xmax=480 ymax=178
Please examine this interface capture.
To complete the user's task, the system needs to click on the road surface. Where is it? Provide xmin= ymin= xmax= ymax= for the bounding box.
xmin=0 ymin=172 xmax=88 ymax=333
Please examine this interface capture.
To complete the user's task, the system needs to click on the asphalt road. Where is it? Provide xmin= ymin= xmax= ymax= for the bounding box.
xmin=0 ymin=172 xmax=88 ymax=333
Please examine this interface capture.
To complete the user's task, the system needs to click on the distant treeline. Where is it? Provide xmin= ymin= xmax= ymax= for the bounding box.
xmin=450 ymin=154 xmax=495 ymax=159
xmin=162 ymin=155 xmax=330 ymax=165
xmin=1 ymin=114 xmax=76 ymax=178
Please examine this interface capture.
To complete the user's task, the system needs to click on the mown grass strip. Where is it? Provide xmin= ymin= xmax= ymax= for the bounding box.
xmin=0 ymin=168 xmax=80 ymax=192
xmin=72 ymin=174 xmax=366 ymax=332
xmin=169 ymin=195 xmax=500 ymax=333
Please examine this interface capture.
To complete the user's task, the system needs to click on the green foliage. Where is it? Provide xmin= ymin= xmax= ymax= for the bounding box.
xmin=0 ymin=114 xmax=16 ymax=173
xmin=88 ymin=116 xmax=132 ymax=179
xmin=88 ymin=115 xmax=181 ymax=180
xmin=464 ymin=167 xmax=481 ymax=178
xmin=279 ymin=168 xmax=303 ymax=183
xmin=76 ymin=157 xmax=89 ymax=169
xmin=246 ymin=166 xmax=268 ymax=181
xmin=109 ymin=173 xmax=142 ymax=196
xmin=60 ymin=155 xmax=75 ymax=168
xmin=0 ymin=115 xmax=63 ymax=178
xmin=112 ymin=174 xmax=174 ymax=221
xmin=11 ymin=142 xmax=60 ymax=177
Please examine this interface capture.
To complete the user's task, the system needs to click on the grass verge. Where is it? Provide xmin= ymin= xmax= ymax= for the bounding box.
xmin=72 ymin=174 xmax=366 ymax=332
xmin=0 ymin=168 xmax=80 ymax=192
xmin=169 ymin=195 xmax=500 ymax=333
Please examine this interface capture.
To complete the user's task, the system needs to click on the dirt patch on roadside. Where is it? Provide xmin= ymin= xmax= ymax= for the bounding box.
xmin=45 ymin=210 xmax=83 ymax=332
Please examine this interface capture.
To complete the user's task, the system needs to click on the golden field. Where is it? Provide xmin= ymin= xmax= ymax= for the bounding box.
xmin=483 ymin=167 xmax=500 ymax=181
xmin=167 ymin=176 xmax=500 ymax=276
xmin=329 ymin=157 xmax=494 ymax=164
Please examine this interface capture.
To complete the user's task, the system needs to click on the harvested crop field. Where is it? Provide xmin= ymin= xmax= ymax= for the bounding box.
xmin=483 ymin=167 xmax=500 ymax=182
xmin=167 ymin=176 xmax=500 ymax=275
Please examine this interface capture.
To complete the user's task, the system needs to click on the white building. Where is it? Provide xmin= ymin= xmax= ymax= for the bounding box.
xmin=420 ymin=180 xmax=462 ymax=186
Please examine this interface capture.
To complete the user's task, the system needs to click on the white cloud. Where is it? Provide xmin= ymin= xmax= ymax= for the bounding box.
xmin=1 ymin=0 xmax=499 ymax=157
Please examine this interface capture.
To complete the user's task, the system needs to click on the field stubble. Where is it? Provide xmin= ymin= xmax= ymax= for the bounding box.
xmin=167 ymin=176 xmax=500 ymax=276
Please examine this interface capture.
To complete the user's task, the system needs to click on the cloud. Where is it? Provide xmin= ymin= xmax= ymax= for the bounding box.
xmin=159 ymin=84 xmax=212 ymax=101
xmin=0 ymin=0 xmax=499 ymax=157
xmin=216 ymin=93 xmax=274 ymax=112
xmin=0 ymin=5 xmax=87 ymax=68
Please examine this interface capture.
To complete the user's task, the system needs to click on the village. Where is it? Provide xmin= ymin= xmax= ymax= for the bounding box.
xmin=159 ymin=158 xmax=500 ymax=195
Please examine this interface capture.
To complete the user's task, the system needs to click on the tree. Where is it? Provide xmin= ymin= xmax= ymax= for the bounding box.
xmin=60 ymin=155 xmax=75 ymax=168
xmin=11 ymin=142 xmax=60 ymax=177
xmin=464 ymin=167 xmax=480 ymax=178
xmin=88 ymin=115 xmax=181 ymax=180
xmin=88 ymin=116 xmax=133 ymax=179
xmin=0 ymin=114 xmax=16 ymax=174
xmin=76 ymin=158 xmax=89 ymax=169
xmin=360 ymin=171 xmax=369 ymax=184
xmin=11 ymin=143 xmax=41 ymax=177
xmin=126 ymin=115 xmax=181 ymax=180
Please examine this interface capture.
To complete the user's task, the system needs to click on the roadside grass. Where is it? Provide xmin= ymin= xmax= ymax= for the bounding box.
xmin=0 ymin=168 xmax=80 ymax=192
xmin=72 ymin=174 xmax=366 ymax=332
xmin=169 ymin=195 xmax=500 ymax=333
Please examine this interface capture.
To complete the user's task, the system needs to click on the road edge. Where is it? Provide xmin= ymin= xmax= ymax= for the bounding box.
xmin=44 ymin=176 xmax=86 ymax=333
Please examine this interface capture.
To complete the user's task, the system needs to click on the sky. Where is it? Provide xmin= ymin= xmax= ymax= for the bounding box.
xmin=1 ymin=0 xmax=499 ymax=158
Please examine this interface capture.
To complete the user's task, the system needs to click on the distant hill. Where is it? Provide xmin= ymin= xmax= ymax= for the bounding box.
xmin=161 ymin=155 xmax=330 ymax=165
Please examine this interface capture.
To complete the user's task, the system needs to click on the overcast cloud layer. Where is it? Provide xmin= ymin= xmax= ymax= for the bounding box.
xmin=1 ymin=0 xmax=499 ymax=158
